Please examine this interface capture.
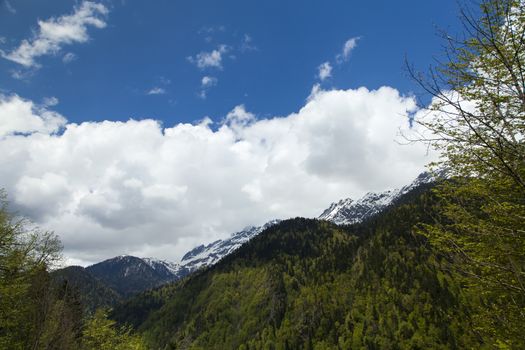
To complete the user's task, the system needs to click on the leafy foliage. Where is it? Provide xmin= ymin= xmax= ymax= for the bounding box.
xmin=0 ymin=189 xmax=67 ymax=349
xmin=409 ymin=0 xmax=525 ymax=347
xmin=81 ymin=309 xmax=146 ymax=350
xmin=0 ymin=189 xmax=146 ymax=349
xmin=419 ymin=176 xmax=525 ymax=347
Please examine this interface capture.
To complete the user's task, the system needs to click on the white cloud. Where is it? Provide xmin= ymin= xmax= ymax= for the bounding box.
xmin=147 ymin=87 xmax=166 ymax=95
xmin=1 ymin=1 xmax=108 ymax=67
xmin=188 ymin=45 xmax=228 ymax=69
xmin=318 ymin=62 xmax=332 ymax=81
xmin=337 ymin=37 xmax=360 ymax=63
xmin=240 ymin=34 xmax=257 ymax=52
xmin=224 ymin=104 xmax=255 ymax=128
xmin=4 ymin=0 xmax=16 ymax=14
xmin=10 ymin=68 xmax=37 ymax=81
xmin=0 ymin=87 xmax=436 ymax=265
xmin=201 ymin=76 xmax=218 ymax=88
xmin=198 ymin=76 xmax=218 ymax=99
xmin=62 ymin=52 xmax=77 ymax=63
xmin=0 ymin=94 xmax=66 ymax=137
xmin=42 ymin=96 xmax=59 ymax=107
xmin=316 ymin=37 xmax=360 ymax=81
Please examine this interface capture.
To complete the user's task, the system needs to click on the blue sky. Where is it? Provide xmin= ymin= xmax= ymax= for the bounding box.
xmin=1 ymin=0 xmax=459 ymax=124
xmin=0 ymin=1 xmax=460 ymax=264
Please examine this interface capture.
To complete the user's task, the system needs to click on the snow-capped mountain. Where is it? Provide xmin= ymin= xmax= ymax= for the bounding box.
xmin=180 ymin=219 xmax=281 ymax=271
xmin=85 ymin=255 xmax=184 ymax=297
xmin=142 ymin=257 xmax=188 ymax=278
xmin=178 ymin=171 xmax=435 ymax=273
xmin=319 ymin=191 xmax=398 ymax=225
xmin=64 ymin=171 xmax=439 ymax=299
xmin=69 ymin=221 xmax=281 ymax=298
xmin=319 ymin=171 xmax=437 ymax=225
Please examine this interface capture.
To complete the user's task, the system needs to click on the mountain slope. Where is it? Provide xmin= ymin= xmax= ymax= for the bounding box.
xmin=51 ymin=266 xmax=122 ymax=312
xmin=319 ymin=171 xmax=436 ymax=225
xmin=176 ymin=173 xmax=437 ymax=275
xmin=85 ymin=255 xmax=184 ymax=298
xmin=112 ymin=183 xmax=480 ymax=349
xmin=180 ymin=220 xmax=281 ymax=272
xmin=57 ymin=172 xmax=438 ymax=302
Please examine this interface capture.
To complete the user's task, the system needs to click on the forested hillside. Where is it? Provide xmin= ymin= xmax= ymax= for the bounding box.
xmin=112 ymin=184 xmax=481 ymax=349
xmin=1 ymin=1 xmax=523 ymax=349
xmin=0 ymin=191 xmax=147 ymax=349
xmin=51 ymin=266 xmax=122 ymax=313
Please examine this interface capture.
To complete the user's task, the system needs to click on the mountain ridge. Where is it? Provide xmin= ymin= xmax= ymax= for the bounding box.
xmin=55 ymin=171 xmax=439 ymax=303
xmin=111 ymin=180 xmax=479 ymax=349
xmin=318 ymin=171 xmax=437 ymax=225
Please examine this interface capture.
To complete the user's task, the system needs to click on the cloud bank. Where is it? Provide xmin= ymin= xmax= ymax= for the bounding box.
xmin=0 ymin=87 xmax=434 ymax=265
xmin=0 ymin=94 xmax=66 ymax=136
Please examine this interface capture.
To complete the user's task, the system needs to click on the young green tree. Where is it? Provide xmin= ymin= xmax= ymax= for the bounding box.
xmin=81 ymin=309 xmax=146 ymax=350
xmin=409 ymin=0 xmax=525 ymax=347
xmin=0 ymin=189 xmax=65 ymax=349
xmin=410 ymin=0 xmax=525 ymax=183
xmin=0 ymin=190 xmax=147 ymax=349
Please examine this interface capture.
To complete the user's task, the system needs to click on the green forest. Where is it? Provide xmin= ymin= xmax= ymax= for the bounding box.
xmin=1 ymin=0 xmax=524 ymax=349
xmin=113 ymin=185 xmax=480 ymax=349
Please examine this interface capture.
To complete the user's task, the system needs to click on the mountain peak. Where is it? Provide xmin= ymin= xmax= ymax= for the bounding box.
xmin=180 ymin=219 xmax=281 ymax=271
xmin=319 ymin=171 xmax=438 ymax=225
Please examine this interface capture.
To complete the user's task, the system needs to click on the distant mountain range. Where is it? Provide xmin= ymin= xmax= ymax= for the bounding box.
xmin=110 ymin=173 xmax=475 ymax=349
xmin=51 ymin=255 xmax=187 ymax=310
xmin=179 ymin=171 xmax=436 ymax=275
xmin=53 ymin=171 xmax=438 ymax=309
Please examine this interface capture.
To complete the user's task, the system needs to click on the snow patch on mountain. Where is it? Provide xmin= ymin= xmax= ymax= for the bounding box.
xmin=180 ymin=219 xmax=281 ymax=271
xmin=142 ymin=258 xmax=186 ymax=276
xmin=319 ymin=171 xmax=437 ymax=225
xmin=83 ymin=171 xmax=440 ymax=292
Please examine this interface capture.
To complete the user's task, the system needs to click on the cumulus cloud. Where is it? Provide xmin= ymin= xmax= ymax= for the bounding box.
xmin=0 ymin=94 xmax=66 ymax=137
xmin=318 ymin=62 xmax=332 ymax=81
xmin=336 ymin=37 xmax=360 ymax=63
xmin=188 ymin=45 xmax=228 ymax=69
xmin=0 ymin=87 xmax=436 ymax=265
xmin=1 ymin=1 xmax=108 ymax=67
xmin=147 ymin=87 xmax=166 ymax=95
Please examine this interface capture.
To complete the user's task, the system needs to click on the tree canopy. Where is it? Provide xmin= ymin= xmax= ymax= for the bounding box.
xmin=410 ymin=0 xmax=525 ymax=347
xmin=0 ymin=190 xmax=146 ymax=349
